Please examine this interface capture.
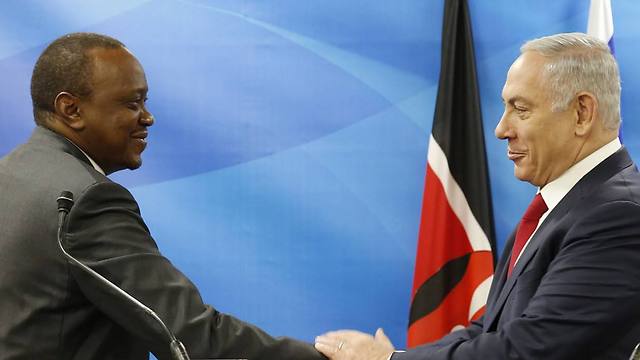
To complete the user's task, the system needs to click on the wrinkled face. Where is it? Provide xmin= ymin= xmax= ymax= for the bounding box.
xmin=495 ymin=51 xmax=579 ymax=187
xmin=77 ymin=47 xmax=153 ymax=174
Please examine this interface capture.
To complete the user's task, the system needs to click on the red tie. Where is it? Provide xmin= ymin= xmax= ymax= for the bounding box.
xmin=508 ymin=193 xmax=548 ymax=276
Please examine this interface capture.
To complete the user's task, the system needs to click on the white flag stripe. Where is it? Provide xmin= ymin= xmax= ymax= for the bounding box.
xmin=426 ymin=134 xmax=492 ymax=252
xmin=469 ymin=275 xmax=493 ymax=320
xmin=587 ymin=0 xmax=614 ymax=44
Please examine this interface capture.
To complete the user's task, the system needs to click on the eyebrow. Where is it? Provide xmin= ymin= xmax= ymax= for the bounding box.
xmin=502 ymin=95 xmax=531 ymax=106
xmin=123 ymin=88 xmax=148 ymax=98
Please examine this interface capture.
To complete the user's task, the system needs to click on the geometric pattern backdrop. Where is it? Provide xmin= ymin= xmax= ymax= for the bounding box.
xmin=2 ymin=0 xmax=639 ymax=350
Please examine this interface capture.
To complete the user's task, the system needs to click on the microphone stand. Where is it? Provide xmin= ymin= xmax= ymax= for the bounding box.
xmin=630 ymin=343 xmax=640 ymax=360
xmin=56 ymin=191 xmax=190 ymax=360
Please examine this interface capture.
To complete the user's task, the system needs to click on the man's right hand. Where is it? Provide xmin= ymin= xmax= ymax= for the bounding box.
xmin=315 ymin=328 xmax=395 ymax=360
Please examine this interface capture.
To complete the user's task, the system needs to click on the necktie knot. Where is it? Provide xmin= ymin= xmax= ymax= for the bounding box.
xmin=522 ymin=193 xmax=548 ymax=221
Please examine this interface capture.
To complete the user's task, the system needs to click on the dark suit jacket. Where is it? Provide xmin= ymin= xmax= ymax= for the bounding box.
xmin=0 ymin=127 xmax=326 ymax=360
xmin=395 ymin=147 xmax=640 ymax=359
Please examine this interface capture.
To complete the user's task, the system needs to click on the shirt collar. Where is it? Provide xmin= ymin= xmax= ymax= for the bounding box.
xmin=67 ymin=140 xmax=106 ymax=175
xmin=539 ymin=138 xmax=621 ymax=212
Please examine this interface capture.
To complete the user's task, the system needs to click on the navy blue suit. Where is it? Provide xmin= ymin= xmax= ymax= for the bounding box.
xmin=395 ymin=148 xmax=640 ymax=359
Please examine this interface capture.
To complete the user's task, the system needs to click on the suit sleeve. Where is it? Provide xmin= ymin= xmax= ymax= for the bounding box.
xmin=63 ymin=181 xmax=326 ymax=360
xmin=394 ymin=200 xmax=640 ymax=360
xmin=392 ymin=318 xmax=484 ymax=358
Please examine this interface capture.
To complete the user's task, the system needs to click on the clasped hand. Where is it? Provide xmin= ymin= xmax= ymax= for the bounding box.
xmin=315 ymin=328 xmax=395 ymax=360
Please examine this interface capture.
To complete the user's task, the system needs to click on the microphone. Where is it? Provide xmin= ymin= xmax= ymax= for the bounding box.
xmin=56 ymin=191 xmax=191 ymax=360
xmin=57 ymin=190 xmax=74 ymax=229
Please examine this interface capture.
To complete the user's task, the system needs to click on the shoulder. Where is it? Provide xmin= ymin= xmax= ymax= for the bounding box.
xmin=586 ymin=163 xmax=640 ymax=207
xmin=0 ymin=132 xmax=127 ymax=222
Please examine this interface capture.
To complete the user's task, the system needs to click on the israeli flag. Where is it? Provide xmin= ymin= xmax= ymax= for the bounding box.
xmin=587 ymin=0 xmax=621 ymax=139
xmin=587 ymin=0 xmax=614 ymax=54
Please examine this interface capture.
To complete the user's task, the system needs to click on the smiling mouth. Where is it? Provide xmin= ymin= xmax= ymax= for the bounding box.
xmin=131 ymin=132 xmax=148 ymax=149
xmin=507 ymin=150 xmax=526 ymax=161
xmin=131 ymin=131 xmax=148 ymax=141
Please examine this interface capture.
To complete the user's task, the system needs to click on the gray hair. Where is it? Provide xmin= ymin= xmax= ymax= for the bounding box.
xmin=521 ymin=32 xmax=621 ymax=130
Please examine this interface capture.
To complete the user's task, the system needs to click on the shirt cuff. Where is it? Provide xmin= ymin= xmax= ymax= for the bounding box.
xmin=388 ymin=350 xmax=406 ymax=360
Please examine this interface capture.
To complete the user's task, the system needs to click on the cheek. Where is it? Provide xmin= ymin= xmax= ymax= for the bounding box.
xmin=527 ymin=131 xmax=567 ymax=173
xmin=100 ymin=124 xmax=133 ymax=157
xmin=518 ymin=123 xmax=545 ymax=153
xmin=115 ymin=115 xmax=137 ymax=138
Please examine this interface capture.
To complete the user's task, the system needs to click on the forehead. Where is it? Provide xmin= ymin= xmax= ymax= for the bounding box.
xmin=87 ymin=47 xmax=147 ymax=94
xmin=502 ymin=51 xmax=549 ymax=102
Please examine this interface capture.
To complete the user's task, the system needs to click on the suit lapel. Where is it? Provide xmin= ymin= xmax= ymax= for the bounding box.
xmin=483 ymin=231 xmax=513 ymax=330
xmin=484 ymin=212 xmax=562 ymax=330
xmin=483 ymin=147 xmax=634 ymax=331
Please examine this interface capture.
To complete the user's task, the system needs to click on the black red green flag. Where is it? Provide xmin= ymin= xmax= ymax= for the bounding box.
xmin=407 ymin=0 xmax=496 ymax=347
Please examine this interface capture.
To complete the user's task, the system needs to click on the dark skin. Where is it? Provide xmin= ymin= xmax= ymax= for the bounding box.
xmin=47 ymin=46 xmax=154 ymax=175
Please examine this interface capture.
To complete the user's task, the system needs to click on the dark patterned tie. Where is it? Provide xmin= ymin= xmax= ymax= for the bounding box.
xmin=508 ymin=193 xmax=548 ymax=276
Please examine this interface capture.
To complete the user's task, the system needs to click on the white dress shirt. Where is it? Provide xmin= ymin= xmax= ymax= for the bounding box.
xmin=514 ymin=137 xmax=621 ymax=265
xmin=69 ymin=140 xmax=106 ymax=175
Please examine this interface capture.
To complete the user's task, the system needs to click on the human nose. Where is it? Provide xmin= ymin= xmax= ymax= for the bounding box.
xmin=494 ymin=111 xmax=511 ymax=140
xmin=141 ymin=107 xmax=154 ymax=127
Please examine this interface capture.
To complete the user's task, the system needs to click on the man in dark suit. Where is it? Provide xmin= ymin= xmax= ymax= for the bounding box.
xmin=315 ymin=32 xmax=640 ymax=359
xmin=0 ymin=32 xmax=326 ymax=360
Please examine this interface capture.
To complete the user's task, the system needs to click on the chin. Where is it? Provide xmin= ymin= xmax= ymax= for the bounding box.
xmin=125 ymin=156 xmax=143 ymax=170
xmin=127 ymin=162 xmax=143 ymax=170
xmin=513 ymin=168 xmax=533 ymax=184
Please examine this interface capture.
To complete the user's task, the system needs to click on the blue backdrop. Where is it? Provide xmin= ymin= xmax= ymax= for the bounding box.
xmin=1 ymin=0 xmax=639 ymax=352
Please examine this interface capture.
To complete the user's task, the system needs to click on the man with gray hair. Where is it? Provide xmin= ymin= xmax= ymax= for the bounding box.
xmin=315 ymin=32 xmax=640 ymax=359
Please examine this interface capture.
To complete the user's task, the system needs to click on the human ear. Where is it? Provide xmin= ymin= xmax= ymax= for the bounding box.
xmin=53 ymin=92 xmax=84 ymax=130
xmin=574 ymin=92 xmax=597 ymax=137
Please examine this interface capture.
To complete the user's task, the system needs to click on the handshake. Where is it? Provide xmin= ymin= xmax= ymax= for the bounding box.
xmin=314 ymin=328 xmax=397 ymax=360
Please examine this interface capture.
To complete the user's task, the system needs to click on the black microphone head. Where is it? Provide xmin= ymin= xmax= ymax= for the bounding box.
xmin=57 ymin=191 xmax=75 ymax=213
